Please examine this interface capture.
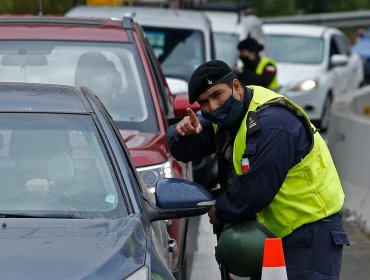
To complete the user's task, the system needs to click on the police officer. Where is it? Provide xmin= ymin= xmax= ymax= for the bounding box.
xmin=167 ymin=60 xmax=349 ymax=280
xmin=234 ymin=36 xmax=279 ymax=91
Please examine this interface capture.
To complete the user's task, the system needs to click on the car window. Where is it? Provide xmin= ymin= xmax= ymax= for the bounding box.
xmin=266 ymin=35 xmax=324 ymax=64
xmin=144 ymin=38 xmax=172 ymax=118
xmin=144 ymin=27 xmax=205 ymax=81
xmin=329 ymin=36 xmax=341 ymax=57
xmin=333 ymin=34 xmax=351 ymax=56
xmin=213 ymin=32 xmax=239 ymax=67
xmin=0 ymin=41 xmax=159 ymax=134
xmin=0 ymin=113 xmax=128 ymax=218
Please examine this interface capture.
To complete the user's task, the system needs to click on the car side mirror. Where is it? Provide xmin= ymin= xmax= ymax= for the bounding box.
xmin=145 ymin=178 xmax=215 ymax=222
xmin=330 ymin=54 xmax=348 ymax=67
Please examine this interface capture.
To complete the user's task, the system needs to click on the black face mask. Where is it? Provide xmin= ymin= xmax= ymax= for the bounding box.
xmin=240 ymin=56 xmax=258 ymax=69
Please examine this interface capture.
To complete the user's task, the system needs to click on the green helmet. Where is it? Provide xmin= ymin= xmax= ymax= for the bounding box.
xmin=216 ymin=220 xmax=276 ymax=277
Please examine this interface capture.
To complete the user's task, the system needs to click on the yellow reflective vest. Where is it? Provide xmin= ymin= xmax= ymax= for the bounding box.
xmin=255 ymin=57 xmax=279 ymax=91
xmin=231 ymin=86 xmax=344 ymax=238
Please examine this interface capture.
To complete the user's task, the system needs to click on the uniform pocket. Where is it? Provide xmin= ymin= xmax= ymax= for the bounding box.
xmin=244 ymin=142 xmax=257 ymax=157
xmin=330 ymin=231 xmax=350 ymax=246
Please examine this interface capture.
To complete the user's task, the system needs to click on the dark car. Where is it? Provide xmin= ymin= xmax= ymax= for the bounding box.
xmin=0 ymin=16 xmax=190 ymax=278
xmin=0 ymin=82 xmax=214 ymax=279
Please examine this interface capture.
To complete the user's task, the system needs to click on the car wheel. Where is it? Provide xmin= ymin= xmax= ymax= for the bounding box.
xmin=319 ymin=94 xmax=332 ymax=132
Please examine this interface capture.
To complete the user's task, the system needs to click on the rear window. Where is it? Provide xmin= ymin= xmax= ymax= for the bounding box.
xmin=0 ymin=41 xmax=159 ymax=133
xmin=213 ymin=32 xmax=239 ymax=67
xmin=144 ymin=27 xmax=205 ymax=81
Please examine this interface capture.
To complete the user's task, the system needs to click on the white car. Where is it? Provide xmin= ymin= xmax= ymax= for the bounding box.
xmin=204 ymin=10 xmax=267 ymax=68
xmin=263 ymin=23 xmax=364 ymax=130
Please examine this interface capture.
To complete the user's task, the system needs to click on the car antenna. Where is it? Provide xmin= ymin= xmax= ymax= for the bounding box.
xmin=38 ymin=0 xmax=43 ymax=16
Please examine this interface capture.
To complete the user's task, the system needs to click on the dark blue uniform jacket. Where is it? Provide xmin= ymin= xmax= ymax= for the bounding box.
xmin=167 ymin=106 xmax=311 ymax=223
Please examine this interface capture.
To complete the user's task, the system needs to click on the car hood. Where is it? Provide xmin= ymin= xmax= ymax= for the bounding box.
xmin=276 ymin=63 xmax=323 ymax=87
xmin=120 ymin=129 xmax=169 ymax=168
xmin=0 ymin=217 xmax=146 ymax=279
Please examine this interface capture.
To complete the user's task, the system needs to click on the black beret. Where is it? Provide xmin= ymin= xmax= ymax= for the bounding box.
xmin=237 ymin=37 xmax=264 ymax=52
xmin=188 ymin=60 xmax=235 ymax=104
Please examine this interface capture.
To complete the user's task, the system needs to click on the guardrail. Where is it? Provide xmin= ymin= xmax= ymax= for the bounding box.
xmin=327 ymin=86 xmax=370 ymax=234
xmin=263 ymin=10 xmax=370 ymax=28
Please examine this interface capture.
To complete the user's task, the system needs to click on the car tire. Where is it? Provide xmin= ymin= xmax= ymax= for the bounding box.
xmin=319 ymin=94 xmax=332 ymax=132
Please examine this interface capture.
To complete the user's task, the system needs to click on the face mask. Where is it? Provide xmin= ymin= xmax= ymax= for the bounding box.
xmin=240 ymin=56 xmax=257 ymax=69
xmin=201 ymin=91 xmax=244 ymax=127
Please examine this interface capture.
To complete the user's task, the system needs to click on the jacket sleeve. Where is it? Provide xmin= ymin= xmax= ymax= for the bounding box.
xmin=167 ymin=116 xmax=216 ymax=163
xmin=236 ymin=63 xmax=276 ymax=88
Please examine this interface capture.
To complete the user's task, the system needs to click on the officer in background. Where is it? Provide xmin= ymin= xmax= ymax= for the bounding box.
xmin=234 ymin=36 xmax=279 ymax=91
xmin=167 ymin=60 xmax=349 ymax=279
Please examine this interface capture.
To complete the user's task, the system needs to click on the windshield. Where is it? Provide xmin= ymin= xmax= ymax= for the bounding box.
xmin=0 ymin=41 xmax=159 ymax=133
xmin=144 ymin=27 xmax=205 ymax=81
xmin=214 ymin=32 xmax=239 ymax=67
xmin=266 ymin=35 xmax=324 ymax=64
xmin=0 ymin=113 xmax=127 ymax=218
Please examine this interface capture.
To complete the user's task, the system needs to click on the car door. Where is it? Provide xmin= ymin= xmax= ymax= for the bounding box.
xmin=329 ymin=33 xmax=353 ymax=95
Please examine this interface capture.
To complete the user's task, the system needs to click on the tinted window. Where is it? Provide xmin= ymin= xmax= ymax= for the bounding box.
xmin=144 ymin=27 xmax=205 ymax=81
xmin=214 ymin=32 xmax=239 ymax=67
xmin=0 ymin=113 xmax=128 ymax=218
xmin=267 ymin=35 xmax=324 ymax=64
xmin=0 ymin=41 xmax=159 ymax=133
xmin=333 ymin=34 xmax=351 ymax=56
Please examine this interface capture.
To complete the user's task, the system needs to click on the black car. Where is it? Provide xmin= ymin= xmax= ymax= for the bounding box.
xmin=0 ymin=82 xmax=213 ymax=280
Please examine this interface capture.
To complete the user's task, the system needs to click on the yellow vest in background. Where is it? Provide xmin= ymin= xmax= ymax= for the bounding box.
xmin=255 ymin=57 xmax=279 ymax=91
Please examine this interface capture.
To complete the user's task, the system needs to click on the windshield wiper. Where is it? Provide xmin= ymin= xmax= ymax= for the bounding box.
xmin=0 ymin=212 xmax=85 ymax=219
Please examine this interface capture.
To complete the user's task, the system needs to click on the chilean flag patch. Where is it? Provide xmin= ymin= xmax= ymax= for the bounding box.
xmin=265 ymin=65 xmax=276 ymax=73
xmin=241 ymin=157 xmax=250 ymax=173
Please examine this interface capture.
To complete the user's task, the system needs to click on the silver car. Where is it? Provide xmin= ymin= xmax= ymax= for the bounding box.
xmin=263 ymin=23 xmax=364 ymax=130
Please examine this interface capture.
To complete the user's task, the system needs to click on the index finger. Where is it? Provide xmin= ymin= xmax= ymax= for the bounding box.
xmin=186 ymin=108 xmax=197 ymax=121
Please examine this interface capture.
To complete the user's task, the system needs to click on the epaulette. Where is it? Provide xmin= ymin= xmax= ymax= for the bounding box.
xmin=246 ymin=111 xmax=261 ymax=136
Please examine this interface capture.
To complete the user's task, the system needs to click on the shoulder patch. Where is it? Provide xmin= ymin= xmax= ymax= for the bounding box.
xmin=246 ymin=111 xmax=261 ymax=135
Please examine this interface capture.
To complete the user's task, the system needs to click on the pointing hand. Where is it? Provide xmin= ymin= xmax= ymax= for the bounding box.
xmin=176 ymin=108 xmax=203 ymax=136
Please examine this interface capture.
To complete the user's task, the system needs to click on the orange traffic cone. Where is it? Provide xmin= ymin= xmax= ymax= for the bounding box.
xmin=261 ymin=238 xmax=288 ymax=280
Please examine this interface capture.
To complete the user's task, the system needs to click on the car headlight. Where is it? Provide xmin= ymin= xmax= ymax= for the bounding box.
xmin=291 ymin=79 xmax=318 ymax=92
xmin=125 ymin=266 xmax=148 ymax=280
xmin=137 ymin=160 xmax=173 ymax=193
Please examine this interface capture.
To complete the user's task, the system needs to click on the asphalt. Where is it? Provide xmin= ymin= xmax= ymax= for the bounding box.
xmin=186 ymin=212 xmax=370 ymax=280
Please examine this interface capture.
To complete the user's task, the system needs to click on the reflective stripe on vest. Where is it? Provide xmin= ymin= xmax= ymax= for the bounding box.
xmin=256 ymin=57 xmax=279 ymax=91
xmin=232 ymin=86 xmax=344 ymax=237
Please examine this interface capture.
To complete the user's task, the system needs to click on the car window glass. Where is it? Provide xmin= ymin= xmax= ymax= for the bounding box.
xmin=144 ymin=27 xmax=205 ymax=81
xmin=0 ymin=113 xmax=128 ymax=218
xmin=213 ymin=32 xmax=239 ymax=67
xmin=330 ymin=36 xmax=341 ymax=57
xmin=333 ymin=34 xmax=351 ymax=56
xmin=266 ymin=35 xmax=324 ymax=64
xmin=0 ymin=41 xmax=159 ymax=134
xmin=144 ymin=39 xmax=171 ymax=117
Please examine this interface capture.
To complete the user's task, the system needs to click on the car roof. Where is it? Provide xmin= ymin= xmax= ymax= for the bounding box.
xmin=0 ymin=82 xmax=89 ymax=113
xmin=262 ymin=23 xmax=330 ymax=38
xmin=66 ymin=6 xmax=211 ymax=31
xmin=204 ymin=11 xmax=261 ymax=34
xmin=0 ymin=16 xmax=130 ymax=42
